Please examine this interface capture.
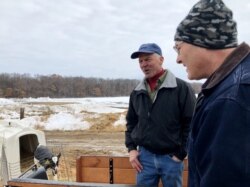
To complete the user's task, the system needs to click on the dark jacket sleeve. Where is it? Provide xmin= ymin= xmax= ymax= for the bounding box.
xmin=125 ymin=92 xmax=138 ymax=152
xmin=190 ymin=98 xmax=250 ymax=187
xmin=174 ymin=81 xmax=196 ymax=160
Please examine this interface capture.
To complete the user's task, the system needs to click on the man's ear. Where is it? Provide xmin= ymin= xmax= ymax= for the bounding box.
xmin=160 ymin=56 xmax=164 ymax=64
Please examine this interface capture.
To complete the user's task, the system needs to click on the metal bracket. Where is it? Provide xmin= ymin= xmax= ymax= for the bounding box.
xmin=109 ymin=158 xmax=113 ymax=184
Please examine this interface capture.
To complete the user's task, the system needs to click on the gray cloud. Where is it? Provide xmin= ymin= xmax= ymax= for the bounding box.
xmin=0 ymin=0 xmax=249 ymax=81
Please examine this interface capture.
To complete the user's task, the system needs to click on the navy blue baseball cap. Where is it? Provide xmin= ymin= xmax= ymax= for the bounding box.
xmin=131 ymin=43 xmax=162 ymax=59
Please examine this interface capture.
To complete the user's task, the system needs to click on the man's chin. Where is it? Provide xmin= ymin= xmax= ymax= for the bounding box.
xmin=188 ymin=74 xmax=204 ymax=81
xmin=187 ymin=72 xmax=197 ymax=80
xmin=144 ymin=73 xmax=154 ymax=79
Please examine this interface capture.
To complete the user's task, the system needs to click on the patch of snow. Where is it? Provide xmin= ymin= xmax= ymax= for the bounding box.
xmin=113 ymin=114 xmax=126 ymax=127
xmin=0 ymin=97 xmax=129 ymax=131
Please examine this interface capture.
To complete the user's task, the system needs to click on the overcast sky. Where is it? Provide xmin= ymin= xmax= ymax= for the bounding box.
xmin=0 ymin=0 xmax=249 ymax=81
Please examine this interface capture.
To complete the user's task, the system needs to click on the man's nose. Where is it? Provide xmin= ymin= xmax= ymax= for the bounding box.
xmin=176 ymin=56 xmax=182 ymax=64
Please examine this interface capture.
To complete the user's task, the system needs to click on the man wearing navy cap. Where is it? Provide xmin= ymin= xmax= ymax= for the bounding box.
xmin=125 ymin=43 xmax=196 ymax=187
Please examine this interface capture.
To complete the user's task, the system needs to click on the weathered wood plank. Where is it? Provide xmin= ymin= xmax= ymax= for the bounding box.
xmin=7 ymin=178 xmax=136 ymax=187
xmin=76 ymin=156 xmax=188 ymax=187
xmin=8 ymin=156 xmax=188 ymax=187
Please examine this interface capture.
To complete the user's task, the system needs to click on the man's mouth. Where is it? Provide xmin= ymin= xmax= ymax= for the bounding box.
xmin=144 ymin=69 xmax=150 ymax=74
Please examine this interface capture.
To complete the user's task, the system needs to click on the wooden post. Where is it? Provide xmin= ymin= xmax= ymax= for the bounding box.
xmin=20 ymin=107 xmax=25 ymax=119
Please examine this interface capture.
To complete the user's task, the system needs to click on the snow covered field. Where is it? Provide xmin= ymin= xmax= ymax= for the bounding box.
xmin=0 ymin=97 xmax=129 ymax=131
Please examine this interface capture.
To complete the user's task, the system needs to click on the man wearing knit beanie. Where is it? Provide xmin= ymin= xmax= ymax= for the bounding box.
xmin=174 ymin=0 xmax=250 ymax=186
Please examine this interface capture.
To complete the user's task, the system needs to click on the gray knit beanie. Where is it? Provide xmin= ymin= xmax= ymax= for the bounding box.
xmin=174 ymin=0 xmax=238 ymax=49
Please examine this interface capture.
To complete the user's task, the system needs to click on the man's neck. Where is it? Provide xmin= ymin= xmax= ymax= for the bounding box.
xmin=147 ymin=69 xmax=165 ymax=91
xmin=207 ymin=48 xmax=236 ymax=77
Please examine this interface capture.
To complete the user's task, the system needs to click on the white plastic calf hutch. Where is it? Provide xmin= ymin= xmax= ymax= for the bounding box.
xmin=0 ymin=120 xmax=46 ymax=185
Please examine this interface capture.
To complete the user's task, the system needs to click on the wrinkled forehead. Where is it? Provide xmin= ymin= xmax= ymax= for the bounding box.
xmin=138 ymin=52 xmax=154 ymax=58
xmin=138 ymin=53 xmax=162 ymax=60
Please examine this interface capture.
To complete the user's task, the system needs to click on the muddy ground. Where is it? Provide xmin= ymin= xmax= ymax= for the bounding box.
xmin=45 ymin=130 xmax=128 ymax=182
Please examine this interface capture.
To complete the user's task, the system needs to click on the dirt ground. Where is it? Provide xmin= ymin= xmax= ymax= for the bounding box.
xmin=45 ymin=130 xmax=128 ymax=182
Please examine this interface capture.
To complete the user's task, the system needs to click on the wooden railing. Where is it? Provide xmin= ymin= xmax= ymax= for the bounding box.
xmin=76 ymin=156 xmax=188 ymax=187
xmin=7 ymin=178 xmax=135 ymax=187
xmin=7 ymin=156 xmax=188 ymax=187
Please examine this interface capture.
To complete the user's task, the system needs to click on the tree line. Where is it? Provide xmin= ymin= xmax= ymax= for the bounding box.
xmin=0 ymin=73 xmax=202 ymax=98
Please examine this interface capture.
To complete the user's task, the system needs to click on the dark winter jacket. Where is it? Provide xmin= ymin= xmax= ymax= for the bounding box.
xmin=188 ymin=42 xmax=250 ymax=187
xmin=125 ymin=71 xmax=196 ymax=160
